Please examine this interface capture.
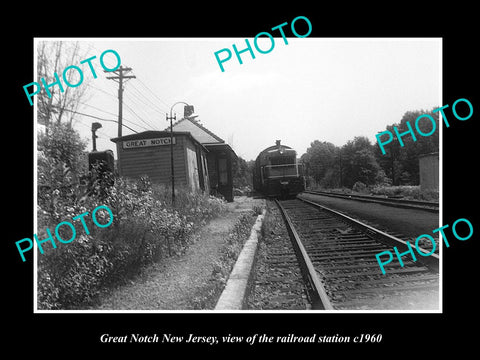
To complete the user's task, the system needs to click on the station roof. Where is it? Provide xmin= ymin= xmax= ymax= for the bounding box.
xmin=169 ymin=118 xmax=225 ymax=145
xmin=203 ymin=142 xmax=238 ymax=160
xmin=168 ymin=118 xmax=237 ymax=159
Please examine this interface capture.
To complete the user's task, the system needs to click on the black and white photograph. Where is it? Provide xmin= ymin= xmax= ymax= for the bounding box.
xmin=6 ymin=6 xmax=478 ymax=355
xmin=32 ymin=37 xmax=442 ymax=313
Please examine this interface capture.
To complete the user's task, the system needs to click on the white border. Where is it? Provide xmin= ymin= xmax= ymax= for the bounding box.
xmin=33 ymin=37 xmax=443 ymax=314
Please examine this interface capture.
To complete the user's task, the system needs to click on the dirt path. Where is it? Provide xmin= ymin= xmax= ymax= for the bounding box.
xmin=93 ymin=196 xmax=264 ymax=310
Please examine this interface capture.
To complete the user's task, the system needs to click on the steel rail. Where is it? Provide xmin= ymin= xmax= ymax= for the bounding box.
xmin=275 ymin=199 xmax=334 ymax=310
xmin=298 ymin=197 xmax=439 ymax=273
xmin=303 ymin=190 xmax=439 ymax=212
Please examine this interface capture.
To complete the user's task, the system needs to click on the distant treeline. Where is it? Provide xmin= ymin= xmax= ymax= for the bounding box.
xmin=300 ymin=109 xmax=439 ymax=189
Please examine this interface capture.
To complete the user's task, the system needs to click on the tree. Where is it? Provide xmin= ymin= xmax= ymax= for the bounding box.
xmin=374 ymin=123 xmax=401 ymax=185
xmin=37 ymin=122 xmax=88 ymax=222
xmin=232 ymin=156 xmax=254 ymax=188
xmin=341 ymin=136 xmax=380 ymax=188
xmin=374 ymin=109 xmax=440 ymax=185
xmin=37 ymin=41 xmax=92 ymax=130
xmin=301 ymin=140 xmax=340 ymax=187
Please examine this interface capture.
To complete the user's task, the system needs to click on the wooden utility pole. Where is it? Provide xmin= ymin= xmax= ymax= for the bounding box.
xmin=105 ymin=66 xmax=135 ymax=137
xmin=166 ymin=112 xmax=177 ymax=206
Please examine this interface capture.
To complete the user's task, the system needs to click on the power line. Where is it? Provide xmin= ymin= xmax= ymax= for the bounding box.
xmin=83 ymin=44 xmax=172 ymax=122
xmin=79 ymin=101 xmax=118 ymax=118
xmin=72 ymin=118 xmax=92 ymax=131
xmin=89 ymin=83 xmax=118 ymax=98
xmin=123 ymin=94 xmax=162 ymax=126
xmin=129 ymin=81 xmax=170 ymax=114
xmin=79 ymin=91 xmax=153 ymax=132
xmin=53 ymin=106 xmax=139 ymax=133
xmin=86 ymin=103 xmax=151 ymax=130
xmin=89 ymin=75 xmax=164 ymax=130
xmin=123 ymin=89 xmax=163 ymax=119
xmin=126 ymin=83 xmax=168 ymax=116
xmin=79 ymin=45 xmax=173 ymax=131
xmin=136 ymin=76 xmax=172 ymax=111
xmin=78 ymin=101 xmax=151 ymax=132
xmin=73 ymin=115 xmax=112 ymax=139
xmin=74 ymin=42 xmax=171 ymax=114
xmin=122 ymin=99 xmax=161 ymax=131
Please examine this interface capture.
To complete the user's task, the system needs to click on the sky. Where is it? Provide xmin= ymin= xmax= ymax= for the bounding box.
xmin=36 ymin=38 xmax=441 ymax=161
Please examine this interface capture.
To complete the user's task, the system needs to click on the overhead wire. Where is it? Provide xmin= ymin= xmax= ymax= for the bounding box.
xmin=72 ymin=117 xmax=110 ymax=140
xmin=136 ymin=76 xmax=172 ymax=111
xmin=79 ymin=101 xmax=118 ymax=118
xmin=63 ymin=41 xmax=173 ymax=116
xmin=53 ymin=106 xmax=139 ymax=134
xmin=76 ymin=101 xmax=150 ymax=132
xmin=123 ymin=94 xmax=164 ymax=129
xmin=122 ymin=87 xmax=171 ymax=131
xmin=128 ymin=81 xmax=170 ymax=115
xmin=71 ymin=42 xmax=177 ymax=134
xmin=89 ymin=83 xmax=117 ymax=99
xmin=86 ymin=74 xmax=158 ymax=132
xmin=122 ymin=99 xmax=161 ymax=131
xmin=96 ymin=50 xmax=173 ymax=115
xmin=89 ymin=56 xmax=162 ymax=131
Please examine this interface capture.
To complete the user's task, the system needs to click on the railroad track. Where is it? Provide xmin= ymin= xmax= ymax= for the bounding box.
xmin=303 ymin=190 xmax=439 ymax=212
xmin=248 ymin=204 xmax=311 ymax=310
xmin=276 ymin=198 xmax=440 ymax=310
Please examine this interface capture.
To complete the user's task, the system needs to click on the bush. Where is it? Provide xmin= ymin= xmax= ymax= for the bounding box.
xmin=37 ymin=176 xmax=227 ymax=310
xmin=352 ymin=181 xmax=367 ymax=193
xmin=370 ymin=185 xmax=438 ymax=201
xmin=36 ymin=124 xmax=228 ymax=309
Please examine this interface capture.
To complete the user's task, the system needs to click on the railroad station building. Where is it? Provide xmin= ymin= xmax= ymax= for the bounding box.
xmin=111 ymin=130 xmax=210 ymax=194
xmin=110 ymin=106 xmax=237 ymax=202
xmin=170 ymin=109 xmax=237 ymax=202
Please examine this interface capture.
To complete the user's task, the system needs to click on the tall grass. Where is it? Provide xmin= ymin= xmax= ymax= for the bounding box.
xmin=37 ymin=176 xmax=227 ymax=310
xmin=369 ymin=185 xmax=438 ymax=201
xmin=308 ymin=183 xmax=438 ymax=202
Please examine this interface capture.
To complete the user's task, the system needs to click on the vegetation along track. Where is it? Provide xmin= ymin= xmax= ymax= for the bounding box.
xmin=276 ymin=198 xmax=440 ymax=310
xmin=303 ymin=190 xmax=439 ymax=212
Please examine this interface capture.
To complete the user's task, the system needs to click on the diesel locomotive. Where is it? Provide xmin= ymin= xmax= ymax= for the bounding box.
xmin=253 ymin=140 xmax=305 ymax=198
